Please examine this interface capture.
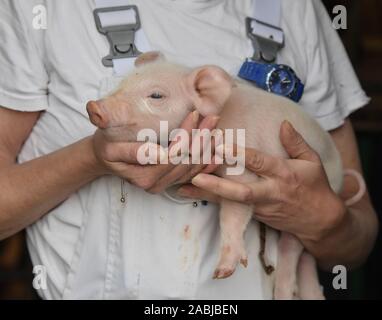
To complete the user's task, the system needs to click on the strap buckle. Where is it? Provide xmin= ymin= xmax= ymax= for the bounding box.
xmin=94 ymin=5 xmax=142 ymax=67
xmin=246 ymin=17 xmax=284 ymax=63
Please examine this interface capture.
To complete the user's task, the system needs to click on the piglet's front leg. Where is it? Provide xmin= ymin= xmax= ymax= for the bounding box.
xmin=214 ymin=199 xmax=253 ymax=279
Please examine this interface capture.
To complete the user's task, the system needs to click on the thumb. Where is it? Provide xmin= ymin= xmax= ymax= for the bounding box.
xmin=280 ymin=120 xmax=321 ymax=163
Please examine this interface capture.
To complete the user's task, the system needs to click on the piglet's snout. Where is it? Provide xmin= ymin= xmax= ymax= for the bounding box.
xmin=86 ymin=100 xmax=110 ymax=129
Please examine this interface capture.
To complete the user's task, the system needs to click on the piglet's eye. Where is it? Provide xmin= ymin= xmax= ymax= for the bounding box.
xmin=149 ymin=92 xmax=164 ymax=99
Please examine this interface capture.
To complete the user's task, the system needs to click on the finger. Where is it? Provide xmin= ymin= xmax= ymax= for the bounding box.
xmin=192 ymin=173 xmax=271 ymax=203
xmin=104 ymin=142 xmax=165 ymax=164
xmin=177 ymin=164 xmax=207 ymax=185
xmin=203 ymin=163 xmax=220 ymax=174
xmin=113 ymin=162 xmax=169 ymax=190
xmin=150 ymin=112 xmax=204 ymax=193
xmin=169 ymin=111 xmax=199 ymax=149
xmin=200 ymin=155 xmax=222 ymax=174
xmin=176 ymin=149 xmax=222 ymax=185
xmin=279 ymin=121 xmax=321 ymax=163
xmin=147 ymin=164 xmax=192 ymax=194
xmin=245 ymin=147 xmax=286 ymax=177
xmin=148 ymin=112 xmax=198 ymax=182
xmin=177 ymin=185 xmax=220 ymax=203
xmin=189 ymin=116 xmax=220 ymax=163
xmin=168 ymin=111 xmax=199 ymax=162
xmin=221 ymin=145 xmax=284 ymax=178
xmin=125 ymin=163 xmax=170 ymax=180
xmin=198 ymin=115 xmax=220 ymax=131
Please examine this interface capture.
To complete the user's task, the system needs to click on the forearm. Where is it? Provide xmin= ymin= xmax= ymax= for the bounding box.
xmin=304 ymin=198 xmax=378 ymax=271
xmin=0 ymin=136 xmax=105 ymax=240
xmin=307 ymin=120 xmax=380 ymax=270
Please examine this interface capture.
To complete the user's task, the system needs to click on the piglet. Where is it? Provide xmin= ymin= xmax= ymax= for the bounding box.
xmin=87 ymin=52 xmax=365 ymax=299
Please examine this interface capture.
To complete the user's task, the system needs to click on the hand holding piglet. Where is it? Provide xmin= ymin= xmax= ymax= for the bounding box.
xmin=179 ymin=121 xmax=346 ymax=246
xmin=90 ymin=109 xmax=219 ymax=193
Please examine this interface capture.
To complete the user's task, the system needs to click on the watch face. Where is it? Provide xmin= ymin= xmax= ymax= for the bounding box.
xmin=267 ymin=65 xmax=296 ymax=97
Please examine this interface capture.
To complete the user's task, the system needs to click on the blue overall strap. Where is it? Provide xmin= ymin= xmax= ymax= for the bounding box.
xmin=94 ymin=0 xmax=151 ymax=76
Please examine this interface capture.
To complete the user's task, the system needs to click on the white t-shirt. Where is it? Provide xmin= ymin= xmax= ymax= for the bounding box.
xmin=0 ymin=0 xmax=370 ymax=300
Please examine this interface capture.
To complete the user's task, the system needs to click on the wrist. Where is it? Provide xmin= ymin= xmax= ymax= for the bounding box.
xmin=302 ymin=191 xmax=347 ymax=244
xmin=319 ymin=194 xmax=347 ymax=242
xmin=81 ymin=136 xmax=110 ymax=178
xmin=302 ymin=194 xmax=352 ymax=269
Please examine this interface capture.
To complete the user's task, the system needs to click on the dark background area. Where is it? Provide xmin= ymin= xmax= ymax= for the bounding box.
xmin=0 ymin=1 xmax=381 ymax=300
xmin=319 ymin=0 xmax=382 ymax=300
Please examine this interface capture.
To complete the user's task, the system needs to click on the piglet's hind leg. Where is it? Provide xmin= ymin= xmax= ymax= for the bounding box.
xmin=214 ymin=199 xmax=253 ymax=279
xmin=274 ymin=232 xmax=304 ymax=299
xmin=297 ymin=252 xmax=325 ymax=300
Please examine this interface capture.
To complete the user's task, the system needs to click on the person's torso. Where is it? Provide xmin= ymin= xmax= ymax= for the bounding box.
xmin=19 ymin=0 xmax=310 ymax=299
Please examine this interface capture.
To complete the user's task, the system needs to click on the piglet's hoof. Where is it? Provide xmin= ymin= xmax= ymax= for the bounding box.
xmin=213 ymin=268 xmax=235 ymax=280
xmin=213 ymin=257 xmax=248 ymax=279
xmin=274 ymin=283 xmax=298 ymax=300
xmin=213 ymin=247 xmax=248 ymax=279
xmin=240 ymin=258 xmax=248 ymax=268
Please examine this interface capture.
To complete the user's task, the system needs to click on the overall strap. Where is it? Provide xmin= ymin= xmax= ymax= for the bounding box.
xmin=94 ymin=0 xmax=151 ymax=75
xmin=254 ymin=0 xmax=282 ymax=30
xmin=248 ymin=0 xmax=284 ymax=62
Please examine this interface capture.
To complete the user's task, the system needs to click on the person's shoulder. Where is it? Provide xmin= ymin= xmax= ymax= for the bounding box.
xmin=280 ymin=0 xmax=325 ymax=41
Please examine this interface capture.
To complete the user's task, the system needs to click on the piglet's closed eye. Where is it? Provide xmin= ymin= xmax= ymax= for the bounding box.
xmin=184 ymin=66 xmax=234 ymax=117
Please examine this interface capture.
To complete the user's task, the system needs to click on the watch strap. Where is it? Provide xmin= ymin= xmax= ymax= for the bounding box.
xmin=238 ymin=60 xmax=270 ymax=90
xmin=293 ymin=81 xmax=304 ymax=103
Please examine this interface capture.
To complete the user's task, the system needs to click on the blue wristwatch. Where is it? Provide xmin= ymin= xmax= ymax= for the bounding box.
xmin=238 ymin=59 xmax=304 ymax=103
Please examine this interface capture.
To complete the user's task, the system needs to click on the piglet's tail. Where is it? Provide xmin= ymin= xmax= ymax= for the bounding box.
xmin=343 ymin=169 xmax=367 ymax=207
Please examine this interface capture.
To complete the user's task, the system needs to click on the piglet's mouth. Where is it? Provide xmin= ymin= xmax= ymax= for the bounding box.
xmin=103 ymin=122 xmax=138 ymax=129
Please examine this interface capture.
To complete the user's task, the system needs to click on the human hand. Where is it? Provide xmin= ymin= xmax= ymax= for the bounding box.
xmin=91 ymin=111 xmax=220 ymax=193
xmin=178 ymin=121 xmax=346 ymax=243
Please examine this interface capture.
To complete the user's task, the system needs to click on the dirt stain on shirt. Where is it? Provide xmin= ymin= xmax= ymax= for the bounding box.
xmin=183 ymin=225 xmax=191 ymax=241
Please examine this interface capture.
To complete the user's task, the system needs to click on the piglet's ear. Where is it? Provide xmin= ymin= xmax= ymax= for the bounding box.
xmin=185 ymin=66 xmax=233 ymax=117
xmin=134 ymin=51 xmax=165 ymax=67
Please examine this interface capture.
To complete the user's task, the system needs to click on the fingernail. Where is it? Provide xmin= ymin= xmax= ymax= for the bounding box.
xmin=146 ymin=143 xmax=167 ymax=164
xmin=214 ymin=155 xmax=224 ymax=165
xmin=158 ymin=146 xmax=168 ymax=163
xmin=193 ymin=111 xmax=200 ymax=126
xmin=212 ymin=116 xmax=220 ymax=125
xmin=192 ymin=174 xmax=206 ymax=185
xmin=215 ymin=143 xmax=224 ymax=159
xmin=146 ymin=143 xmax=157 ymax=164
xmin=212 ymin=129 xmax=224 ymax=146
xmin=283 ymin=120 xmax=295 ymax=135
